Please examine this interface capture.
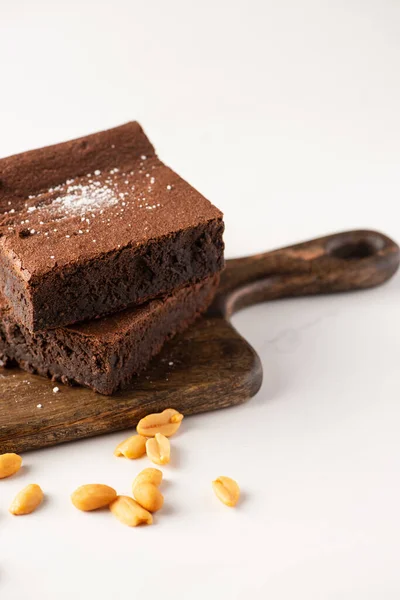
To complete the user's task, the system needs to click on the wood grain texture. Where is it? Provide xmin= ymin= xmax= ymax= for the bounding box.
xmin=0 ymin=229 xmax=398 ymax=453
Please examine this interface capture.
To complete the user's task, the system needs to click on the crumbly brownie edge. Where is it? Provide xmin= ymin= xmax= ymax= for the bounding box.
xmin=0 ymin=249 xmax=34 ymax=331
xmin=0 ymin=217 xmax=224 ymax=332
xmin=0 ymin=275 xmax=219 ymax=395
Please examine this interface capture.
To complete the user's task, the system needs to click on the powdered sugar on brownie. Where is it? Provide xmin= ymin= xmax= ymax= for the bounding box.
xmin=48 ymin=180 xmax=119 ymax=217
xmin=3 ymin=165 xmax=166 ymax=243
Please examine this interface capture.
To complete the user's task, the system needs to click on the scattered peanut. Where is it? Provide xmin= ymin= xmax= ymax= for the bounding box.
xmin=109 ymin=495 xmax=153 ymax=527
xmin=71 ymin=484 xmax=117 ymax=511
xmin=114 ymin=434 xmax=147 ymax=459
xmin=0 ymin=453 xmax=22 ymax=479
xmin=137 ymin=408 xmax=184 ymax=438
xmin=212 ymin=476 xmax=240 ymax=507
xmin=133 ymin=468 xmax=163 ymax=488
xmin=146 ymin=433 xmax=171 ymax=465
xmin=9 ymin=484 xmax=44 ymax=515
xmin=133 ymin=482 xmax=164 ymax=512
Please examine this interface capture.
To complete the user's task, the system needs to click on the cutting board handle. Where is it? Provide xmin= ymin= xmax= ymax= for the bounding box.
xmin=211 ymin=229 xmax=400 ymax=318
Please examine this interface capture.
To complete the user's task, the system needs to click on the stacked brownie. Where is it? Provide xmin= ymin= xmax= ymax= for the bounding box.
xmin=0 ymin=123 xmax=224 ymax=394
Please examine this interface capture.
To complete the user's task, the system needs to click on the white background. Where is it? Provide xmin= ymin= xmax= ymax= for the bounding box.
xmin=1 ymin=1 xmax=400 ymax=598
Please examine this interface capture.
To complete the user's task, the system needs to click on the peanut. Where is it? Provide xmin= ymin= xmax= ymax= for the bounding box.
xmin=109 ymin=495 xmax=153 ymax=527
xmin=133 ymin=482 xmax=164 ymax=512
xmin=137 ymin=408 xmax=184 ymax=438
xmin=212 ymin=476 xmax=240 ymax=507
xmin=71 ymin=484 xmax=117 ymax=511
xmin=146 ymin=433 xmax=170 ymax=465
xmin=114 ymin=434 xmax=147 ymax=459
xmin=9 ymin=484 xmax=44 ymax=515
xmin=0 ymin=453 xmax=22 ymax=479
xmin=133 ymin=468 xmax=163 ymax=488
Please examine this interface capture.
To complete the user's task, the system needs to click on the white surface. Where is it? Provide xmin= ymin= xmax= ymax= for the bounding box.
xmin=1 ymin=1 xmax=400 ymax=598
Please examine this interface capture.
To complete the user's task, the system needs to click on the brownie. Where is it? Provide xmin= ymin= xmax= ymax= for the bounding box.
xmin=0 ymin=275 xmax=219 ymax=395
xmin=0 ymin=122 xmax=224 ymax=331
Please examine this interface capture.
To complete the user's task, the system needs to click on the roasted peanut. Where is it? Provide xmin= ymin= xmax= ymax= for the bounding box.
xmin=212 ymin=476 xmax=240 ymax=507
xmin=114 ymin=434 xmax=147 ymax=459
xmin=133 ymin=482 xmax=164 ymax=512
xmin=146 ymin=433 xmax=170 ymax=465
xmin=0 ymin=453 xmax=22 ymax=479
xmin=133 ymin=468 xmax=163 ymax=488
xmin=137 ymin=408 xmax=184 ymax=438
xmin=9 ymin=484 xmax=44 ymax=515
xmin=109 ymin=495 xmax=153 ymax=527
xmin=71 ymin=484 xmax=117 ymax=511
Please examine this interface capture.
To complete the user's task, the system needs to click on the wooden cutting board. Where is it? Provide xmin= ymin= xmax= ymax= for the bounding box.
xmin=0 ymin=229 xmax=398 ymax=453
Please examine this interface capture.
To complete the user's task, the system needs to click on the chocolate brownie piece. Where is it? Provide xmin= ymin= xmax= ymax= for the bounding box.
xmin=0 ymin=122 xmax=224 ymax=331
xmin=0 ymin=275 xmax=219 ymax=395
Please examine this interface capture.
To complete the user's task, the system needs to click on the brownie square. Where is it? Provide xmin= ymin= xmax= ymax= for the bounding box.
xmin=0 ymin=275 xmax=219 ymax=395
xmin=0 ymin=122 xmax=224 ymax=331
